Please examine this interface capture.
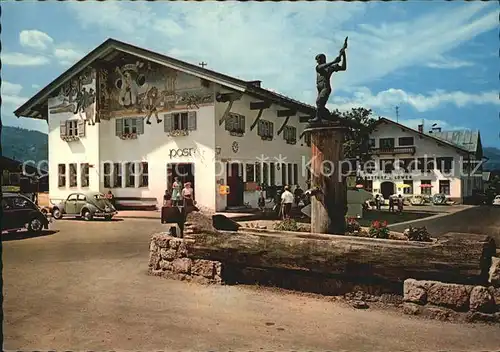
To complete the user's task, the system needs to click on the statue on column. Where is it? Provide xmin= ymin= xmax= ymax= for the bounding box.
xmin=309 ymin=37 xmax=348 ymax=124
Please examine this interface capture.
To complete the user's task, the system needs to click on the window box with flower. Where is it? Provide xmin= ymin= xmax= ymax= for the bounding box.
xmin=164 ymin=111 xmax=197 ymax=137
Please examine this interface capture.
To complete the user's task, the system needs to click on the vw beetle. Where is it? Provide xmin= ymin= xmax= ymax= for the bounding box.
xmin=51 ymin=192 xmax=117 ymax=221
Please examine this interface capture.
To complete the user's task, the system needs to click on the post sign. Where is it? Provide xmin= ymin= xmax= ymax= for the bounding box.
xmin=169 ymin=148 xmax=195 ymax=158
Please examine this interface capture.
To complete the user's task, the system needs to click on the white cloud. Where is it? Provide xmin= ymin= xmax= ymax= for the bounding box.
xmin=2 ymin=81 xmax=23 ymax=96
xmin=426 ymin=55 xmax=474 ymax=69
xmin=31 ymin=84 xmax=40 ymax=89
xmin=329 ymin=87 xmax=499 ymax=113
xmin=54 ymin=47 xmax=84 ymax=66
xmin=64 ymin=2 xmax=497 ymax=101
xmin=19 ymin=30 xmax=54 ymax=51
xmin=1 ymin=81 xmax=28 ymax=108
xmin=1 ymin=52 xmax=50 ymax=66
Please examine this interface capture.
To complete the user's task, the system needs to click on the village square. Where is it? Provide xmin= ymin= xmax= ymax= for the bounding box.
xmin=2 ymin=1 xmax=500 ymax=351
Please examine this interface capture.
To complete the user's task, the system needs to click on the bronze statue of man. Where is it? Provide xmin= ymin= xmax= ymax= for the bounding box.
xmin=309 ymin=37 xmax=348 ymax=123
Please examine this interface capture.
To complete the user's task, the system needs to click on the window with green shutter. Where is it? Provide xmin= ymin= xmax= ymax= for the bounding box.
xmin=258 ymin=120 xmax=273 ymax=141
xmin=116 ymin=118 xmax=124 ymax=136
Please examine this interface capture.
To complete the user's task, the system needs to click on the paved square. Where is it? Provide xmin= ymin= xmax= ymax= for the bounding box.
xmin=3 ymin=218 xmax=500 ymax=350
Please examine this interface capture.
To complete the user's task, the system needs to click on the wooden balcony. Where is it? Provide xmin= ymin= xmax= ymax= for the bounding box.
xmin=372 ymin=146 xmax=416 ymax=155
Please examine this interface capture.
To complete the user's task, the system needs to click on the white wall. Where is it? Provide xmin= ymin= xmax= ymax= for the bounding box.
xmin=47 ymin=70 xmax=99 ymax=201
xmin=99 ymin=105 xmax=217 ymax=210
xmin=214 ymin=88 xmax=311 ymax=210
xmin=366 ymin=121 xmax=471 ymax=200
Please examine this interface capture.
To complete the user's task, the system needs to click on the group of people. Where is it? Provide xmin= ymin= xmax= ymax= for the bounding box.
xmin=374 ymin=194 xmax=404 ymax=213
xmin=163 ymin=177 xmax=195 ymax=208
xmin=257 ymin=184 xmax=306 ymax=220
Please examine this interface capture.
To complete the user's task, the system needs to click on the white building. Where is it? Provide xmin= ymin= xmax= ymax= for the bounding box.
xmin=354 ymin=118 xmax=484 ymax=204
xmin=14 ymin=39 xmax=314 ymax=212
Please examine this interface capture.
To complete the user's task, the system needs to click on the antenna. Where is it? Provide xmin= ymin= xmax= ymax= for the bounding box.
xmin=395 ymin=106 xmax=399 ymax=123
xmin=199 ymin=61 xmax=207 ymax=68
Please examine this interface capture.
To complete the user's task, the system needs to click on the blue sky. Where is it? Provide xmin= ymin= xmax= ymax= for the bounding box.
xmin=2 ymin=1 xmax=498 ymax=147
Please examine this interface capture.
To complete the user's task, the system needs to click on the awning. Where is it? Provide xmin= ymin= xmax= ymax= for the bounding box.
xmin=419 ymin=184 xmax=433 ymax=188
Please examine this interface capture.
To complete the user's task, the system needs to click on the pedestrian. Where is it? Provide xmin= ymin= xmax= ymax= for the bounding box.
xmin=294 ymin=184 xmax=304 ymax=207
xmin=281 ymin=185 xmax=294 ymax=219
xmin=388 ymin=195 xmax=394 ymax=212
xmin=397 ymin=194 xmax=404 ymax=213
xmin=258 ymin=187 xmax=266 ymax=212
xmin=171 ymin=177 xmax=182 ymax=206
xmin=375 ymin=194 xmax=381 ymax=210
xmin=105 ymin=189 xmax=115 ymax=208
xmin=181 ymin=182 xmax=195 ymax=208
xmin=163 ymin=190 xmax=173 ymax=207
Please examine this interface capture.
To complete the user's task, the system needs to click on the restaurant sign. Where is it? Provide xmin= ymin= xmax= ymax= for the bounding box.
xmin=364 ymin=174 xmax=413 ymax=181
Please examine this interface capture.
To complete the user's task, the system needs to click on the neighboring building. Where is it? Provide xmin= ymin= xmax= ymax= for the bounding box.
xmin=353 ymin=118 xmax=484 ymax=204
xmin=14 ymin=39 xmax=314 ymax=212
xmin=1 ymin=156 xmax=48 ymax=193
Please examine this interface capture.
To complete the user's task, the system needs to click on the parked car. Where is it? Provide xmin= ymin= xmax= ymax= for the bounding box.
xmin=493 ymin=195 xmax=500 ymax=206
xmin=1 ymin=192 xmax=51 ymax=234
xmin=51 ymin=192 xmax=117 ymax=221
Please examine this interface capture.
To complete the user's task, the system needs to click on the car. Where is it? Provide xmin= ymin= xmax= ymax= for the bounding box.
xmin=493 ymin=195 xmax=500 ymax=206
xmin=1 ymin=193 xmax=51 ymax=234
xmin=51 ymin=192 xmax=117 ymax=221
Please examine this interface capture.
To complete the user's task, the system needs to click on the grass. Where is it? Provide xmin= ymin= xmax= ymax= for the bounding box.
xmin=357 ymin=210 xmax=437 ymax=227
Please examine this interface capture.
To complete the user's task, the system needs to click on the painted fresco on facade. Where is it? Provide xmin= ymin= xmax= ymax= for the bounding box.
xmin=49 ymin=67 xmax=97 ymax=125
xmin=101 ymin=56 xmax=214 ymax=124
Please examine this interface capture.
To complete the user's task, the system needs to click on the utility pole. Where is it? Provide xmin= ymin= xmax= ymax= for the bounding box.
xmin=395 ymin=106 xmax=399 ymax=123
xmin=199 ymin=62 xmax=207 ymax=68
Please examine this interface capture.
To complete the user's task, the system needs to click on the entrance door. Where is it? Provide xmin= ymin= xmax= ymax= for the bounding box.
xmin=380 ymin=181 xmax=395 ymax=199
xmin=166 ymin=163 xmax=195 ymax=196
xmin=226 ymin=163 xmax=244 ymax=207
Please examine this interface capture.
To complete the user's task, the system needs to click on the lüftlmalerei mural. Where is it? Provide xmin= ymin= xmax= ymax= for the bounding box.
xmin=100 ymin=55 xmax=214 ymax=124
xmin=49 ymin=67 xmax=97 ymax=125
xmin=48 ymin=54 xmax=215 ymax=126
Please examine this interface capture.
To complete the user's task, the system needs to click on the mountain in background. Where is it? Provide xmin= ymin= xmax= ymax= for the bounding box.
xmin=483 ymin=147 xmax=500 ymax=171
xmin=1 ymin=126 xmax=48 ymax=164
xmin=1 ymin=125 xmax=500 ymax=171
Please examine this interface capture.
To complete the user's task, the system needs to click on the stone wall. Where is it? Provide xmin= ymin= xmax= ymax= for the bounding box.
xmin=148 ymin=233 xmax=222 ymax=284
xmin=403 ymin=279 xmax=500 ymax=323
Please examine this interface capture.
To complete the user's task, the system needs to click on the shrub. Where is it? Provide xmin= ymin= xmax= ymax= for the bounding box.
xmin=404 ymin=226 xmax=432 ymax=242
xmin=368 ymin=220 xmax=390 ymax=239
xmin=274 ymin=219 xmax=302 ymax=232
xmin=346 ymin=217 xmax=361 ymax=233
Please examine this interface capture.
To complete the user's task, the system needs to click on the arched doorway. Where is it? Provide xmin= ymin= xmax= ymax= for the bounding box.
xmin=380 ymin=181 xmax=395 ymax=199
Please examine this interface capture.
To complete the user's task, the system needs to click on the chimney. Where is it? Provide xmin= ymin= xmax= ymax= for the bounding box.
xmin=418 ymin=124 xmax=423 ymax=133
xmin=247 ymin=80 xmax=261 ymax=88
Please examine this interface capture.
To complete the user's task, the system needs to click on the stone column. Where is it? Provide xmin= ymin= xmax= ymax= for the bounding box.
xmin=306 ymin=122 xmax=348 ymax=234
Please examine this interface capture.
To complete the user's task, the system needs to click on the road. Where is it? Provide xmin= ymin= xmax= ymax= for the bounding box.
xmin=3 ymin=218 xmax=500 ymax=351
xmin=389 ymin=205 xmax=500 ymax=246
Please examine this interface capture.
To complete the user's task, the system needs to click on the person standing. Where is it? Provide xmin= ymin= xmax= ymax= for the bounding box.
xmin=163 ymin=190 xmax=173 ymax=207
xmin=388 ymin=195 xmax=394 ymax=212
xmin=171 ymin=177 xmax=182 ymax=206
xmin=105 ymin=189 xmax=115 ymax=208
xmin=281 ymin=185 xmax=294 ymax=219
xmin=397 ymin=194 xmax=404 ymax=214
xmin=181 ymin=182 xmax=194 ymax=208
xmin=375 ymin=194 xmax=381 ymax=210
xmin=294 ymin=184 xmax=304 ymax=207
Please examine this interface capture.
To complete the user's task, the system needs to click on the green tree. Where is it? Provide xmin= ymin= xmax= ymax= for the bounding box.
xmin=331 ymin=107 xmax=379 ymax=162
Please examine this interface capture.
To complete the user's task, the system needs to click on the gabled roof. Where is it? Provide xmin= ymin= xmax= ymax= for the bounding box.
xmin=374 ymin=118 xmax=473 ymax=155
xmin=430 ymin=130 xmax=480 ymax=154
xmin=14 ymin=38 xmax=315 ymax=120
